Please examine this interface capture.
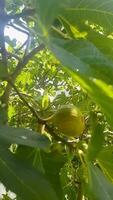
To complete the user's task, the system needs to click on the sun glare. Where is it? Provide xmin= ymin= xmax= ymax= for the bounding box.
xmin=5 ymin=26 xmax=28 ymax=45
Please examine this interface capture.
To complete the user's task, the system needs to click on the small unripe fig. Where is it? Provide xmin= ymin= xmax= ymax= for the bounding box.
xmin=51 ymin=105 xmax=85 ymax=137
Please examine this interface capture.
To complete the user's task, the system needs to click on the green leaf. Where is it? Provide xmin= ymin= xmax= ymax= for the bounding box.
xmin=0 ymin=126 xmax=50 ymax=150
xmin=48 ymin=38 xmax=113 ymax=129
xmin=41 ymin=151 xmax=66 ymax=200
xmin=35 ymin=0 xmax=113 ymax=130
xmin=16 ymin=145 xmax=66 ymax=199
xmin=87 ymin=112 xmax=105 ymax=161
xmin=16 ymin=146 xmax=45 ymax=173
xmin=86 ymin=30 xmax=113 ymax=60
xmin=49 ymin=38 xmax=113 ymax=84
xmin=61 ymin=0 xmax=113 ymax=33
xmin=49 ymin=38 xmax=91 ymax=77
xmin=42 ymin=94 xmax=50 ymax=109
xmin=0 ymin=147 xmax=58 ymax=200
xmin=97 ymin=146 xmax=113 ymax=182
xmin=34 ymin=0 xmax=62 ymax=29
xmin=36 ymin=0 xmax=113 ymax=33
xmin=88 ymin=163 xmax=113 ymax=200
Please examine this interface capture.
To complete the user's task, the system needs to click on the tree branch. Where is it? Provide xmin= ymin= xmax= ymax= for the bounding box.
xmin=0 ymin=0 xmax=7 ymax=68
xmin=12 ymin=44 xmax=45 ymax=78
xmin=7 ymin=9 xmax=35 ymax=21
xmin=6 ymin=52 xmax=21 ymax=61
xmin=2 ymin=44 xmax=45 ymax=104
xmin=23 ymin=44 xmax=45 ymax=64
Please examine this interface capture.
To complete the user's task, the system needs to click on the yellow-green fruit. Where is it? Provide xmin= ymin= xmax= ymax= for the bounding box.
xmin=51 ymin=105 xmax=85 ymax=137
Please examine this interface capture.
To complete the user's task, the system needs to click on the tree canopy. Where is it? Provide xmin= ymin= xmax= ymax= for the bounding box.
xmin=0 ymin=0 xmax=113 ymax=200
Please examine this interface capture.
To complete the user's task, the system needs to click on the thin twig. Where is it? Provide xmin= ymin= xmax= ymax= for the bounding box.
xmin=15 ymin=40 xmax=28 ymax=53
xmin=7 ymin=79 xmax=43 ymax=122
xmin=23 ymin=35 xmax=31 ymax=58
xmin=9 ymin=23 xmax=29 ymax=35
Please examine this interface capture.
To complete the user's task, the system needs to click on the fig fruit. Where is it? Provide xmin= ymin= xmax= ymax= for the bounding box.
xmin=51 ymin=105 xmax=85 ymax=137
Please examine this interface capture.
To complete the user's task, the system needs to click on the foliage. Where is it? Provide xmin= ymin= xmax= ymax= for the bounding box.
xmin=0 ymin=0 xmax=113 ymax=199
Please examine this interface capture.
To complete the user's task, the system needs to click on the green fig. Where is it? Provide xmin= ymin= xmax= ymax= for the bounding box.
xmin=51 ymin=105 xmax=85 ymax=137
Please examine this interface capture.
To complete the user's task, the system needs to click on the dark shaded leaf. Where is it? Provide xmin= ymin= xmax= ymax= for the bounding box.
xmin=0 ymin=146 xmax=58 ymax=200
xmin=0 ymin=126 xmax=50 ymax=150
xmin=88 ymin=163 xmax=113 ymax=200
xmin=97 ymin=146 xmax=113 ymax=182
